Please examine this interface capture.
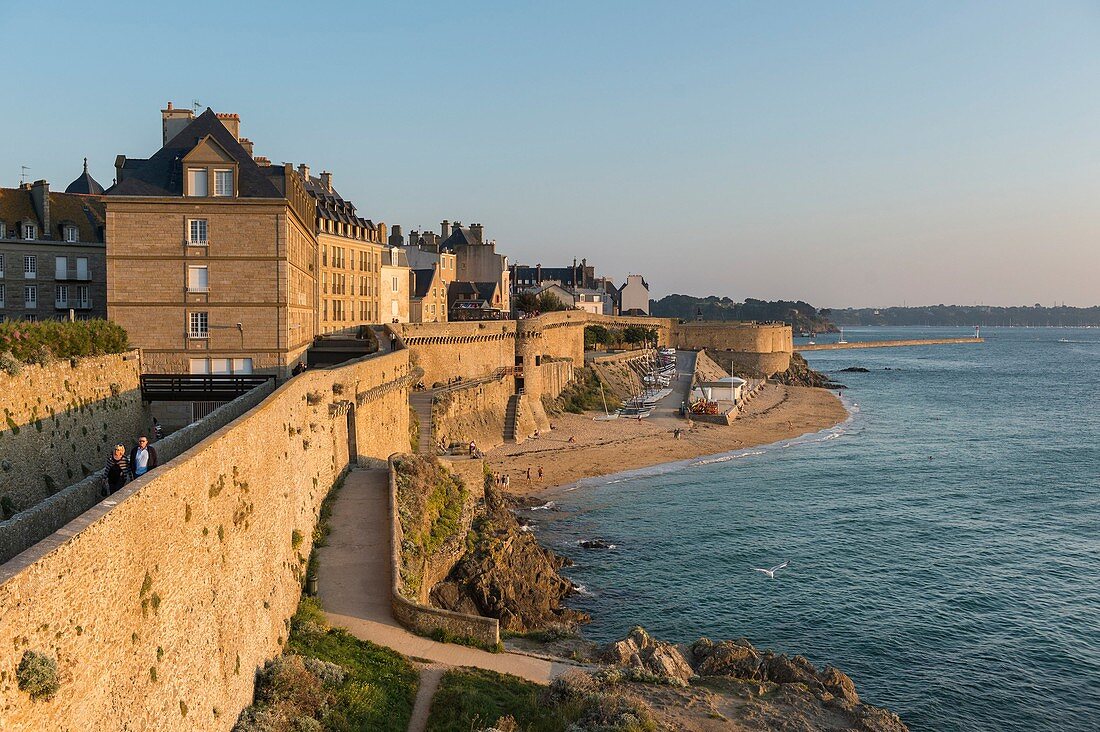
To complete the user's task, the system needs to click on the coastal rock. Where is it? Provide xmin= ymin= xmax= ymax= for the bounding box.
xmin=839 ymin=366 xmax=870 ymax=373
xmin=819 ymin=665 xmax=859 ymax=704
xmin=774 ymin=353 xmax=845 ymax=389
xmin=691 ymin=637 xmax=762 ymax=678
xmin=600 ymin=627 xmax=696 ymax=685
xmin=429 ymin=482 xmax=589 ymax=632
xmin=578 ymin=539 xmax=615 ymax=550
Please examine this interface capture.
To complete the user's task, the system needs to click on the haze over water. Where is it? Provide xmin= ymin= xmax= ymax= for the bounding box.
xmin=534 ymin=327 xmax=1100 ymax=732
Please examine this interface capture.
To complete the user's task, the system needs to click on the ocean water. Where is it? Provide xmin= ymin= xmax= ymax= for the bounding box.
xmin=532 ymin=327 xmax=1100 ymax=732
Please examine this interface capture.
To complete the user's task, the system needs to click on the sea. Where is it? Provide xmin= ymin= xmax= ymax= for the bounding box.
xmin=531 ymin=327 xmax=1100 ymax=732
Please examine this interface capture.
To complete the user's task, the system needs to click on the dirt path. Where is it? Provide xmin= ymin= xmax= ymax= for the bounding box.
xmin=407 ymin=665 xmax=446 ymax=732
xmin=314 ymin=468 xmax=577 ymax=684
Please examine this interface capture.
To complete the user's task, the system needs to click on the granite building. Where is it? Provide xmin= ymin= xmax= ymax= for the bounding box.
xmin=0 ymin=169 xmax=107 ymax=322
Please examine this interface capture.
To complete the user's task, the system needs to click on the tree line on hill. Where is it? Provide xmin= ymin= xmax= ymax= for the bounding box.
xmin=649 ymin=295 xmax=836 ymax=332
xmin=829 ymin=305 xmax=1100 ymax=327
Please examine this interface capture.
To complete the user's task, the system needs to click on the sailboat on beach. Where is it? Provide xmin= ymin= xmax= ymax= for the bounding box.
xmin=837 ymin=328 xmax=848 ymax=344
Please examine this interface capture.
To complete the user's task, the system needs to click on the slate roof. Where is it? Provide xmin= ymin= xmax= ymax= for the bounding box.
xmin=302 ymin=175 xmax=378 ymax=233
xmin=65 ymin=158 xmax=105 ymax=195
xmin=107 ymin=109 xmax=281 ymax=198
xmin=439 ymin=227 xmax=480 ymax=250
xmin=412 ymin=268 xmax=437 ymax=299
xmin=0 ymin=187 xmax=105 ymax=243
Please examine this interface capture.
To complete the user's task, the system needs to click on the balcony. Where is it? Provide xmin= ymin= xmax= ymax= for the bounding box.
xmin=55 ymin=270 xmax=91 ymax=282
xmin=188 ymin=330 xmax=209 ymax=340
xmin=186 ymin=286 xmax=210 ymax=294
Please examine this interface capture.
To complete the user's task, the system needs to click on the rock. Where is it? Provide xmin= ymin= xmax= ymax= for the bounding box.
xmin=578 ymin=539 xmax=614 ymax=549
xmin=819 ymin=665 xmax=859 ymax=704
xmin=599 ymin=626 xmax=695 ymax=685
xmin=429 ymin=483 xmax=589 ymax=632
xmin=691 ymin=638 xmax=762 ymax=679
xmin=773 ymin=353 xmax=845 ymax=389
xmin=759 ymin=653 xmax=819 ymax=686
xmin=839 ymin=366 xmax=870 ymax=373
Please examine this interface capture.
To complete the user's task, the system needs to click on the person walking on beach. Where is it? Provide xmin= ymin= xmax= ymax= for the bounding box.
xmin=130 ymin=436 xmax=158 ymax=479
xmin=526 ymin=466 xmax=531 ymax=481
xmin=537 ymin=466 xmax=543 ymax=480
xmin=104 ymin=444 xmax=129 ymax=495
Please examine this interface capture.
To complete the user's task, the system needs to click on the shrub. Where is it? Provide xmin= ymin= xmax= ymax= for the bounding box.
xmin=16 ymin=651 xmax=60 ymax=701
xmin=0 ymin=320 xmax=128 ymax=364
xmin=1 ymin=495 xmax=16 ymax=520
xmin=0 ymin=351 xmax=21 ymax=376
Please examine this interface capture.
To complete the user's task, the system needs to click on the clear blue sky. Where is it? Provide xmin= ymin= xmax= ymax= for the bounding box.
xmin=4 ymin=1 xmax=1099 ymax=307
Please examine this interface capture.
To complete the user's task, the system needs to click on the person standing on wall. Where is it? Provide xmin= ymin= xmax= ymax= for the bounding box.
xmin=104 ymin=445 xmax=129 ymax=495
xmin=130 ymin=436 xmax=158 ymax=480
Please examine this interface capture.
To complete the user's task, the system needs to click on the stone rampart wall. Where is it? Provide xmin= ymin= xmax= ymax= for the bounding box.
xmin=0 ymin=380 xmax=277 ymax=565
xmin=0 ymin=350 xmax=410 ymax=731
xmin=432 ymin=375 xmax=516 ymax=453
xmin=670 ymin=322 xmax=793 ymax=355
xmin=399 ymin=321 xmax=517 ymax=387
xmin=387 ymin=456 xmax=499 ymax=646
xmin=705 ymin=349 xmax=792 ymax=378
xmin=0 ymin=351 xmax=149 ymax=515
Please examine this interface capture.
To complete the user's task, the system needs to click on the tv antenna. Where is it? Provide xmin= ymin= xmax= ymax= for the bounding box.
xmin=191 ymin=99 xmax=202 ymax=113
xmin=20 ymin=165 xmax=29 ymax=184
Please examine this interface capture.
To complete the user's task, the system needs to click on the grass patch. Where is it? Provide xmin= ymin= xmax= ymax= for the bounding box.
xmin=394 ymin=456 xmax=467 ymax=599
xmin=555 ymin=367 xmax=619 ymax=414
xmin=235 ymin=598 xmax=418 ymax=731
xmin=425 ymin=668 xmax=571 ymax=732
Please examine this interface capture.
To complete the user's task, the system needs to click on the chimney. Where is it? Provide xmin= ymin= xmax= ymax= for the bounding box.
xmin=441 ymin=220 xmax=451 ymax=239
xmin=389 ymin=224 xmax=404 ymax=247
xmin=239 ymin=137 xmax=254 ymax=157
xmin=115 ymin=155 xmax=127 ymax=184
xmin=470 ymin=223 xmax=484 ymax=244
xmin=216 ymin=112 xmax=241 ymax=140
xmin=320 ymin=171 xmax=333 ymax=192
xmin=30 ymin=180 xmax=50 ymax=238
xmin=254 ymin=155 xmax=271 ymax=166
xmin=161 ymin=102 xmax=195 ymax=145
xmin=536 ymin=264 xmax=542 ymax=282
xmin=298 ymin=163 xmax=310 ymax=181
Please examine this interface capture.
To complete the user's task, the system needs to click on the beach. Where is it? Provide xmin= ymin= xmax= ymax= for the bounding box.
xmin=486 ymin=384 xmax=847 ymax=495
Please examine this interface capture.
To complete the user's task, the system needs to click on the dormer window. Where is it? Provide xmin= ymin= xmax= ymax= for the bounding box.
xmin=187 ymin=168 xmax=208 ymax=197
xmin=64 ymin=226 xmax=79 ymax=243
xmin=214 ymin=169 xmax=233 ymax=196
xmin=22 ymin=223 xmax=37 ymax=240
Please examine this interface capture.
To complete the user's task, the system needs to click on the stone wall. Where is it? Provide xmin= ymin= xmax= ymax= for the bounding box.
xmin=0 ymin=380 xmax=276 ymax=565
xmin=0 ymin=351 xmax=148 ymax=515
xmin=431 ymin=375 xmax=516 ymax=453
xmin=0 ymin=350 xmax=410 ymax=731
xmin=671 ymin=322 xmax=793 ymax=376
xmin=387 ymin=456 xmax=499 ymax=646
xmin=399 ymin=321 xmax=517 ymax=386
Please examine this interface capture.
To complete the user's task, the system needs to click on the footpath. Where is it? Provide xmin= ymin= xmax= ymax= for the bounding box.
xmin=315 ymin=469 xmax=578 ymax=728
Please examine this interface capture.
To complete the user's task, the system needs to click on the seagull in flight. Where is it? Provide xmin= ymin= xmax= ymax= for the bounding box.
xmin=754 ymin=560 xmax=790 ymax=579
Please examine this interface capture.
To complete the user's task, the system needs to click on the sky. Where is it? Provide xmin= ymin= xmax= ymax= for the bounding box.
xmin=2 ymin=1 xmax=1099 ymax=307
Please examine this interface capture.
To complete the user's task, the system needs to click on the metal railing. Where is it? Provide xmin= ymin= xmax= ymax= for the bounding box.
xmin=139 ymin=374 xmax=274 ymax=402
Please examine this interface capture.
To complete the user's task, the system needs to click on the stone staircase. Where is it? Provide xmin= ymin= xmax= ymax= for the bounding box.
xmin=409 ymin=391 xmax=434 ymax=454
xmin=503 ymin=393 xmax=522 ymax=443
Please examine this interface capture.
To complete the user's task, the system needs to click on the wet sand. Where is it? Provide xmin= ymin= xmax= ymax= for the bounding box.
xmin=486 ymin=384 xmax=847 ymax=496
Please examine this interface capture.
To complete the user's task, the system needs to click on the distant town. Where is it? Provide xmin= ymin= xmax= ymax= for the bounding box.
xmin=0 ymin=103 xmax=655 ymax=380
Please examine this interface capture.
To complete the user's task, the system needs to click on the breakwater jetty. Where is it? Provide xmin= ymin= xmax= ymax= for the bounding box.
xmin=798 ymin=337 xmax=983 ymax=351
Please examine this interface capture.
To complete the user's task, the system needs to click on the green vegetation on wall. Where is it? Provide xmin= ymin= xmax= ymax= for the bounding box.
xmin=554 ymin=367 xmax=619 ymax=415
xmin=394 ymin=455 xmax=467 ymax=599
xmin=0 ymin=320 xmax=129 ymax=368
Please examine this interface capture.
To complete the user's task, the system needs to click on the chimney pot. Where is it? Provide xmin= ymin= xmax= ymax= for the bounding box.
xmin=298 ymin=164 xmax=310 ymax=180
xmin=320 ymin=171 xmax=332 ymax=192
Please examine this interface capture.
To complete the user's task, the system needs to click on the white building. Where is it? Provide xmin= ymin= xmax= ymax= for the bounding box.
xmin=619 ymin=274 xmax=650 ymax=315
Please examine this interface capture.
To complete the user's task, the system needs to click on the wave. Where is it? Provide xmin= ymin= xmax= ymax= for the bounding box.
xmin=529 ymin=500 xmax=556 ymax=511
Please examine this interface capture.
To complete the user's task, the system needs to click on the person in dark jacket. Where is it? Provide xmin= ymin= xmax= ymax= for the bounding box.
xmin=130 ymin=436 xmax=158 ymax=479
xmin=104 ymin=444 xmax=129 ymax=495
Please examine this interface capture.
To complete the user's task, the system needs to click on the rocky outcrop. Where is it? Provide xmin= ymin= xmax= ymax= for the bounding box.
xmin=599 ymin=627 xmax=695 ymax=685
xmin=772 ymin=352 xmax=844 ymax=389
xmin=429 ymin=481 xmax=589 ymax=632
xmin=594 ymin=629 xmax=908 ymax=731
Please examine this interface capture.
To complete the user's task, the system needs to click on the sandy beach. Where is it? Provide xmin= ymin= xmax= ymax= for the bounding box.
xmin=486 ymin=384 xmax=847 ymax=496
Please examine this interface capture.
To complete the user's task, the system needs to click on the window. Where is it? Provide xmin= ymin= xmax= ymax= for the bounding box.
xmin=0 ymin=284 xmax=5 ymax=307
xmin=76 ymin=257 xmax=88 ymax=280
xmin=24 ymin=285 xmax=36 ymax=308
xmin=65 ymin=226 xmax=78 ymax=243
xmin=188 ymin=311 xmax=208 ymax=338
xmin=209 ymin=358 xmax=231 ymax=375
xmin=22 ymin=223 xmax=36 ymax=240
xmin=77 ymin=285 xmax=89 ymax=308
xmin=188 ymin=219 xmax=208 ymax=245
xmin=187 ymin=168 xmax=208 ymax=197
xmin=0 ymin=254 xmax=5 ymax=277
xmin=24 ymin=255 xmax=36 ymax=279
xmin=392 ymin=276 xmax=399 ymax=292
xmin=231 ymin=358 xmax=253 ymax=374
xmin=0 ymin=223 xmax=5 ymax=238
xmin=56 ymin=285 xmax=68 ymax=307
xmin=391 ymin=300 xmax=399 ymax=317
xmin=188 ymin=266 xmax=209 ymax=292
xmin=55 ymin=256 xmax=67 ymax=280
xmin=214 ymin=169 xmax=233 ymax=196
xmin=189 ymin=358 xmax=211 ymax=375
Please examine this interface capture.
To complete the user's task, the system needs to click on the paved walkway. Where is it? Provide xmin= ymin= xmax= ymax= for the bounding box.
xmin=315 ymin=468 xmax=576 ymax=685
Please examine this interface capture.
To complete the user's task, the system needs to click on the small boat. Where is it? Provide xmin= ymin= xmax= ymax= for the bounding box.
xmin=837 ymin=328 xmax=848 ymax=345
